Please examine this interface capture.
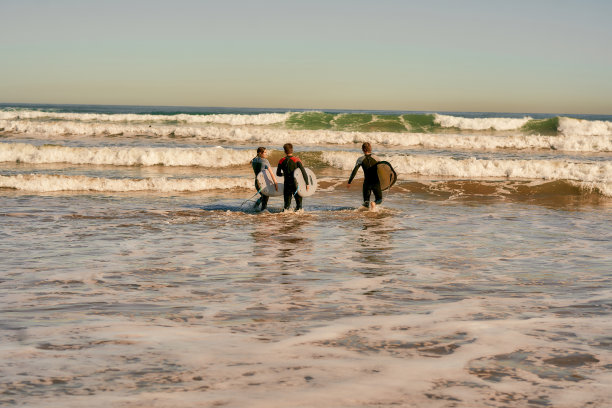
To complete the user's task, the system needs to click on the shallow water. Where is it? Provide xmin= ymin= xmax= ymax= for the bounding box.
xmin=1 ymin=190 xmax=611 ymax=407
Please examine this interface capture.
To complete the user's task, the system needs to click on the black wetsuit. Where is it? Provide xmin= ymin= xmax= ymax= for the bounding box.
xmin=277 ymin=155 xmax=309 ymax=210
xmin=348 ymin=154 xmax=382 ymax=206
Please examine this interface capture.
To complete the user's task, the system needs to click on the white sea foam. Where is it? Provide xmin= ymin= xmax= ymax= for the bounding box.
xmin=322 ymin=151 xmax=612 ymax=196
xmin=575 ymin=180 xmax=612 ymax=197
xmin=0 ymin=109 xmax=290 ymax=125
xmin=362 ymin=132 xmax=611 ymax=152
xmin=0 ymin=142 xmax=253 ymax=167
xmin=4 ymin=302 xmax=609 ymax=408
xmin=2 ymin=119 xmax=611 ymax=152
xmin=558 ymin=117 xmax=612 ymax=136
xmin=434 ymin=114 xmax=532 ymax=130
xmin=0 ymin=174 xmax=252 ymax=192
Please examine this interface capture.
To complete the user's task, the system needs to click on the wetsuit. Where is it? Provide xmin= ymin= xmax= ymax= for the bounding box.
xmin=348 ymin=154 xmax=382 ymax=206
xmin=276 ymin=155 xmax=309 ymax=210
xmin=251 ymin=156 xmax=271 ymax=210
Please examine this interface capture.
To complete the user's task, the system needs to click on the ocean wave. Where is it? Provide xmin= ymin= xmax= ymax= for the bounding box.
xmin=434 ymin=114 xmax=532 ymax=131
xmin=558 ymin=117 xmax=612 ymax=137
xmin=362 ymin=132 xmax=611 ymax=152
xmin=3 ymin=108 xmax=612 ymax=138
xmin=0 ymin=142 xmax=253 ymax=167
xmin=432 ymin=115 xmax=612 ymax=136
xmin=2 ymin=120 xmax=610 ymax=153
xmin=399 ymin=179 xmax=612 ymax=200
xmin=0 ymin=174 xmax=252 ymax=192
xmin=322 ymin=151 xmax=612 ymax=191
xmin=0 ymin=109 xmax=290 ymax=125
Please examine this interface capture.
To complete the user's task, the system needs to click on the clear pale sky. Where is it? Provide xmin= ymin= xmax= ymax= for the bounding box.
xmin=1 ymin=0 xmax=611 ymax=114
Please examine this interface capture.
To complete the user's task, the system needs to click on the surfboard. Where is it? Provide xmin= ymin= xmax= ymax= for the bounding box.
xmin=256 ymin=167 xmax=283 ymax=196
xmin=294 ymin=168 xmax=317 ymax=197
xmin=376 ymin=161 xmax=397 ymax=191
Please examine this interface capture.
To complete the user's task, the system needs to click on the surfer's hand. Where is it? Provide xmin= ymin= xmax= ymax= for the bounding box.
xmin=346 ymin=183 xmax=351 ymax=189
xmin=306 ymin=185 xmax=310 ymax=191
xmin=274 ymin=183 xmax=278 ymax=191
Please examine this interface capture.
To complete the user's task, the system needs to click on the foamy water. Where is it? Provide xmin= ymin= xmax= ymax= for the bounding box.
xmin=2 ymin=119 xmax=611 ymax=152
xmin=1 ymin=104 xmax=611 ymax=407
xmin=0 ymin=110 xmax=290 ymax=125
xmin=434 ymin=113 xmax=533 ymax=130
xmin=0 ymin=142 xmax=253 ymax=167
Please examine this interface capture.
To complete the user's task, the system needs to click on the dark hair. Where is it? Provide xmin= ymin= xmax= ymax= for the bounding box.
xmin=256 ymin=147 xmax=266 ymax=155
xmin=283 ymin=143 xmax=293 ymax=154
xmin=362 ymin=142 xmax=372 ymax=153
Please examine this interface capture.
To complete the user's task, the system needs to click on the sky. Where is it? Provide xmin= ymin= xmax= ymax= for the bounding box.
xmin=1 ymin=0 xmax=611 ymax=114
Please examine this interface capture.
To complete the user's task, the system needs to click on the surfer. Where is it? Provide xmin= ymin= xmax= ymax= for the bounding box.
xmin=347 ymin=142 xmax=383 ymax=210
xmin=251 ymin=147 xmax=277 ymax=211
xmin=277 ymin=143 xmax=309 ymax=211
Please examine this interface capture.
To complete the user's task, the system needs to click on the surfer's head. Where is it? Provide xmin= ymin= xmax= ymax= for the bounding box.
xmin=283 ymin=143 xmax=293 ymax=155
xmin=257 ymin=146 xmax=266 ymax=157
xmin=362 ymin=142 xmax=372 ymax=154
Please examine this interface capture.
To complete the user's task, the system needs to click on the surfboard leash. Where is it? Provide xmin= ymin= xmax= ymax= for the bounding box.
xmin=239 ymin=187 xmax=263 ymax=209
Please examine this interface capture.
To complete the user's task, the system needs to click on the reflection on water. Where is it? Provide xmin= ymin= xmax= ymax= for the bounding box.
xmin=250 ymin=213 xmax=314 ymax=267
xmin=273 ymin=216 xmax=312 ymax=261
xmin=353 ymin=214 xmax=394 ymax=275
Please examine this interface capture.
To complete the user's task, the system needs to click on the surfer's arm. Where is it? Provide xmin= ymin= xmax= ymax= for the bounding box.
xmin=347 ymin=157 xmax=363 ymax=185
xmin=267 ymin=167 xmax=278 ymax=190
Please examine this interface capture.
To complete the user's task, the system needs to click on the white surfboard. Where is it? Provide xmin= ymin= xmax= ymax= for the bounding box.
xmin=256 ymin=167 xmax=283 ymax=196
xmin=294 ymin=168 xmax=317 ymax=197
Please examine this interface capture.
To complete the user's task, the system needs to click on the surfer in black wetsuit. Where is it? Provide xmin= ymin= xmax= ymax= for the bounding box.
xmin=277 ymin=143 xmax=309 ymax=211
xmin=347 ymin=142 xmax=382 ymax=209
xmin=251 ymin=147 xmax=277 ymax=211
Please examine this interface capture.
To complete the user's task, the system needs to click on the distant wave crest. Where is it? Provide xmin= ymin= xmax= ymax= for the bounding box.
xmin=2 ymin=121 xmax=610 ymax=153
xmin=0 ymin=109 xmax=290 ymax=125
xmin=434 ymin=114 xmax=532 ymax=131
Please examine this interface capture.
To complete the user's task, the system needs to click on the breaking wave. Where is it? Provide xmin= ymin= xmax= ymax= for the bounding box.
xmin=2 ymin=108 xmax=612 ymax=138
xmin=285 ymin=112 xmax=612 ymax=137
xmin=558 ymin=117 xmax=612 ymax=137
xmin=1 ymin=121 xmax=610 ymax=153
xmin=433 ymin=114 xmax=532 ymax=131
xmin=322 ymin=151 xmax=612 ymax=196
xmin=0 ymin=142 xmax=253 ymax=167
xmin=0 ymin=109 xmax=290 ymax=125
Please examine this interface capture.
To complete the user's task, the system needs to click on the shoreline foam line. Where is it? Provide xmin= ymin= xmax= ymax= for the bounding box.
xmin=0 ymin=143 xmax=254 ymax=167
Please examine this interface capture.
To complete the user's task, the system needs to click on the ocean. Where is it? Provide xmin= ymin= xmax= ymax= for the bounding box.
xmin=1 ymin=103 xmax=610 ymax=407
